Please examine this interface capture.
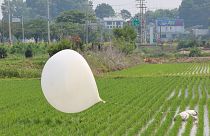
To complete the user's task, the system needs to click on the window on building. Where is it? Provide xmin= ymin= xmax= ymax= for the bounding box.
xmin=116 ymin=21 xmax=121 ymax=26
xmin=161 ymin=34 xmax=167 ymax=38
xmin=107 ymin=21 xmax=112 ymax=25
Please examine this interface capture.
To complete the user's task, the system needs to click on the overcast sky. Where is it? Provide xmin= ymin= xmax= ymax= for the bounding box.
xmin=92 ymin=0 xmax=182 ymax=15
xmin=0 ymin=0 xmax=182 ymax=18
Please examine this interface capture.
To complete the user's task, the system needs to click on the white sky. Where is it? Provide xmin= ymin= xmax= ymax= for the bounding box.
xmin=92 ymin=0 xmax=182 ymax=15
xmin=0 ymin=0 xmax=182 ymax=18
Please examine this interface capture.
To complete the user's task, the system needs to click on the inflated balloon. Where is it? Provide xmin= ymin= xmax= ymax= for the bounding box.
xmin=41 ymin=49 xmax=104 ymax=113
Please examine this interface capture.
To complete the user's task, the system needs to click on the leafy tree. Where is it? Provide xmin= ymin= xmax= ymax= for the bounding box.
xmin=113 ymin=25 xmax=137 ymax=54
xmin=177 ymin=40 xmax=199 ymax=49
xmin=209 ymin=18 xmax=210 ymax=29
xmin=51 ymin=22 xmax=84 ymax=41
xmin=120 ymin=9 xmax=131 ymax=20
xmin=189 ymin=47 xmax=201 ymax=57
xmin=24 ymin=19 xmax=48 ymax=41
xmin=113 ymin=25 xmax=137 ymax=42
xmin=48 ymin=39 xmax=74 ymax=56
xmin=1 ymin=0 xmax=30 ymax=20
xmin=179 ymin=0 xmax=210 ymax=28
xmin=2 ymin=0 xmax=90 ymax=20
xmin=26 ymin=0 xmax=88 ymax=19
xmin=144 ymin=9 xmax=179 ymax=23
xmin=53 ymin=10 xmax=86 ymax=41
xmin=56 ymin=10 xmax=85 ymax=24
xmin=95 ymin=3 xmax=115 ymax=19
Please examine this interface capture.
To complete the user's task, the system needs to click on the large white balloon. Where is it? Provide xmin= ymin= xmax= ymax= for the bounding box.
xmin=41 ymin=49 xmax=104 ymax=113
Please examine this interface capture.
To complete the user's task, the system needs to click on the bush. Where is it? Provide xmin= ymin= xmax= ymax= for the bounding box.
xmin=114 ymin=38 xmax=135 ymax=54
xmin=10 ymin=43 xmax=47 ymax=56
xmin=189 ymin=47 xmax=201 ymax=57
xmin=48 ymin=39 xmax=73 ymax=57
xmin=25 ymin=47 xmax=33 ymax=58
xmin=177 ymin=40 xmax=199 ymax=50
xmin=0 ymin=46 xmax=7 ymax=59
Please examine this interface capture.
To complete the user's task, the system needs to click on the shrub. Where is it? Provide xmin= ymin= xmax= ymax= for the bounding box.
xmin=10 ymin=43 xmax=47 ymax=56
xmin=114 ymin=38 xmax=135 ymax=54
xmin=177 ymin=40 xmax=199 ymax=50
xmin=25 ymin=47 xmax=33 ymax=58
xmin=10 ymin=44 xmax=26 ymax=54
xmin=0 ymin=46 xmax=7 ymax=59
xmin=48 ymin=39 xmax=73 ymax=57
xmin=189 ymin=47 xmax=201 ymax=57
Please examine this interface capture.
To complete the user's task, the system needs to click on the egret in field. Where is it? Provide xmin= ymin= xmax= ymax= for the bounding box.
xmin=174 ymin=110 xmax=198 ymax=123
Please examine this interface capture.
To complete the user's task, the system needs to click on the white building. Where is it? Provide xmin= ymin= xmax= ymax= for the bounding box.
xmin=103 ymin=17 xmax=125 ymax=29
xmin=192 ymin=29 xmax=209 ymax=37
xmin=156 ymin=19 xmax=185 ymax=41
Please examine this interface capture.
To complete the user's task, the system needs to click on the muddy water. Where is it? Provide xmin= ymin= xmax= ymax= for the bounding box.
xmin=198 ymin=85 xmax=202 ymax=99
xmin=138 ymin=106 xmax=164 ymax=135
xmin=167 ymin=91 xmax=175 ymax=100
xmin=190 ymin=105 xmax=199 ymax=136
xmin=185 ymin=88 xmax=188 ymax=98
xmin=167 ymin=107 xmax=180 ymax=135
xmin=177 ymin=106 xmax=190 ymax=136
xmin=204 ymin=105 xmax=209 ymax=136
xmin=178 ymin=89 xmax=182 ymax=98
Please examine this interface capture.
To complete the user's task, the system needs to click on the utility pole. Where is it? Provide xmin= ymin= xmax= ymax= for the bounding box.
xmin=8 ymin=0 xmax=12 ymax=45
xmin=21 ymin=16 xmax=25 ymax=42
xmin=85 ymin=1 xmax=93 ymax=44
xmin=47 ymin=0 xmax=51 ymax=44
xmin=136 ymin=0 xmax=147 ymax=45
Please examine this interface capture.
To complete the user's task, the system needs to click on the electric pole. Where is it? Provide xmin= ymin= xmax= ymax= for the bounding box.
xmin=85 ymin=1 xmax=93 ymax=44
xmin=21 ymin=16 xmax=25 ymax=42
xmin=47 ymin=0 xmax=51 ymax=44
xmin=8 ymin=0 xmax=12 ymax=45
xmin=136 ymin=0 xmax=147 ymax=45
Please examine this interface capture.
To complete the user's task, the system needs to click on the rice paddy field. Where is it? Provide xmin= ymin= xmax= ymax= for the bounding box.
xmin=0 ymin=62 xmax=210 ymax=136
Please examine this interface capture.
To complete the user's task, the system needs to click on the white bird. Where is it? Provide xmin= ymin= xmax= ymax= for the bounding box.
xmin=174 ymin=110 xmax=198 ymax=122
xmin=186 ymin=110 xmax=198 ymax=117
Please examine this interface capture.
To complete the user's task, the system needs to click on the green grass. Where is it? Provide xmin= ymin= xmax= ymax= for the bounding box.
xmin=0 ymin=62 xmax=209 ymax=135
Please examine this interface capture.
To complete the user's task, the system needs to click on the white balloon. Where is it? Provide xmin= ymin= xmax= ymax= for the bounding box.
xmin=41 ymin=49 xmax=104 ymax=113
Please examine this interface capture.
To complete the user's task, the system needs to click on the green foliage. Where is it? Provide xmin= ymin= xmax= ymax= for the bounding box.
xmin=24 ymin=0 xmax=87 ymax=19
xmin=177 ymin=40 xmax=199 ymax=49
xmin=48 ymin=39 xmax=74 ymax=56
xmin=2 ymin=0 xmax=29 ymax=21
xmin=25 ymin=47 xmax=33 ymax=58
xmin=113 ymin=25 xmax=137 ymax=42
xmin=95 ymin=3 xmax=115 ymax=19
xmin=0 ymin=57 xmax=46 ymax=78
xmin=10 ymin=43 xmax=47 ymax=55
xmin=24 ymin=19 xmax=48 ymax=40
xmin=114 ymin=38 xmax=135 ymax=54
xmin=189 ymin=47 xmax=202 ymax=57
xmin=145 ymin=9 xmax=178 ymax=23
xmin=120 ymin=9 xmax=132 ymax=20
xmin=56 ymin=10 xmax=85 ymax=24
xmin=0 ymin=46 xmax=7 ymax=59
xmin=179 ymin=0 xmax=210 ymax=28
xmin=113 ymin=25 xmax=137 ymax=54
